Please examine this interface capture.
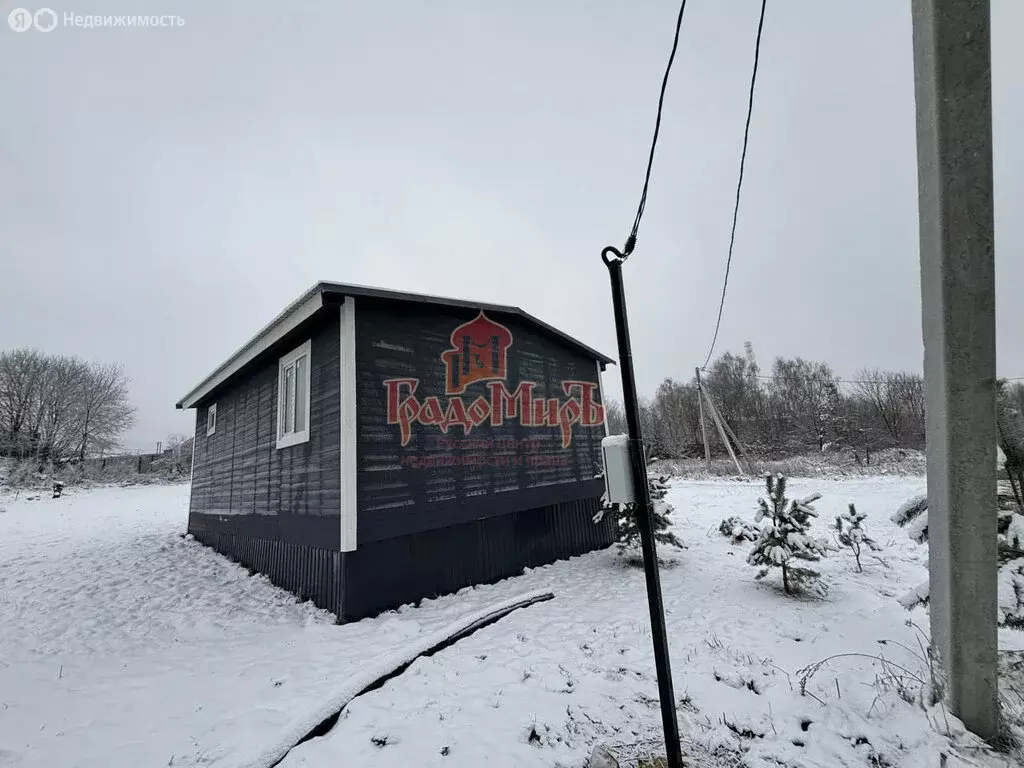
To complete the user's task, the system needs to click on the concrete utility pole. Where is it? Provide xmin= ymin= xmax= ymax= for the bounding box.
xmin=703 ymin=390 xmax=744 ymax=476
xmin=911 ymin=0 xmax=999 ymax=741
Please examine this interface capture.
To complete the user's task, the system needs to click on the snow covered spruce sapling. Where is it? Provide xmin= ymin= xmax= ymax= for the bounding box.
xmin=594 ymin=461 xmax=682 ymax=561
xmin=834 ymin=503 xmax=880 ymax=572
xmin=747 ymin=474 xmax=829 ymax=594
xmin=892 ymin=493 xmax=1024 ymax=628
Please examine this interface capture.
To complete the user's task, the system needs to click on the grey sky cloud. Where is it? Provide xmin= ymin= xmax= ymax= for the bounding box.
xmin=2 ymin=0 xmax=1021 ymax=450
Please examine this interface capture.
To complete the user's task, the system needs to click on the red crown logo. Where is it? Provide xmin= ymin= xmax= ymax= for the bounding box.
xmin=441 ymin=311 xmax=514 ymax=395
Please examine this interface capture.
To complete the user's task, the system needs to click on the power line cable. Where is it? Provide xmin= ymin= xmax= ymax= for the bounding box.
xmin=700 ymin=0 xmax=768 ymax=368
xmin=620 ymin=0 xmax=689 ymax=258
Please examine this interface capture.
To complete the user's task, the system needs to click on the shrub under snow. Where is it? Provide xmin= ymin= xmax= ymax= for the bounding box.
xmin=718 ymin=516 xmax=759 ymax=544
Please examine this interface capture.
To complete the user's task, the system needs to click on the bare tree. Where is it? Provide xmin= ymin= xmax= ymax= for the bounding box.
xmin=893 ymin=372 xmax=925 ymax=445
xmin=0 ymin=349 xmax=136 ymax=463
xmin=853 ymin=369 xmax=925 ymax=447
xmin=637 ymin=396 xmax=669 ymax=457
xmin=854 ymin=368 xmax=904 ymax=444
xmin=997 ymin=380 xmax=1024 ymax=506
xmin=0 ymin=349 xmax=48 ymax=457
xmin=75 ymin=362 xmax=135 ymax=461
xmin=1008 ymin=382 xmax=1024 ymax=416
xmin=652 ymin=378 xmax=702 ymax=457
xmin=703 ymin=344 xmax=763 ymax=448
xmin=604 ymin=399 xmax=626 ymax=436
xmin=768 ymin=357 xmax=842 ymax=451
xmin=36 ymin=356 xmax=89 ymax=462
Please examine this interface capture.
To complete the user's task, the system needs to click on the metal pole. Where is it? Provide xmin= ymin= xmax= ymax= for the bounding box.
xmin=911 ymin=0 xmax=999 ymax=742
xmin=603 ymin=248 xmax=683 ymax=768
xmin=695 ymin=367 xmax=711 ymax=466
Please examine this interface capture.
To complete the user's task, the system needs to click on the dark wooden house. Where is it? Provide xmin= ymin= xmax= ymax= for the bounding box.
xmin=176 ymin=282 xmax=615 ymax=622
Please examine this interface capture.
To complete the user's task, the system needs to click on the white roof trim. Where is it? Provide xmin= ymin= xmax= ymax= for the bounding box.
xmin=177 ymin=278 xmax=613 ymax=410
xmin=176 ymin=289 xmax=326 ymax=409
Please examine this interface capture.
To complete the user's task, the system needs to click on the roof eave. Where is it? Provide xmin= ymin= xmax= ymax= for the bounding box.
xmin=175 ymin=285 xmax=326 ymax=409
xmin=176 ymin=281 xmax=615 ymax=409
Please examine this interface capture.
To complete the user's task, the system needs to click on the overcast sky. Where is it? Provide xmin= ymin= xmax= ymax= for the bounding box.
xmin=2 ymin=0 xmax=1022 ymax=451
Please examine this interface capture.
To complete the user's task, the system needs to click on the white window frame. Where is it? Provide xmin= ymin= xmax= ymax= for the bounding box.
xmin=277 ymin=339 xmax=312 ymax=449
xmin=206 ymin=403 xmax=217 ymax=437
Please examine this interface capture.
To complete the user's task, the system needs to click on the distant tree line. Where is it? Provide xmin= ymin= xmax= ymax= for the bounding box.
xmin=0 ymin=348 xmax=136 ymax=464
xmin=604 ymin=343 xmax=1024 ymax=460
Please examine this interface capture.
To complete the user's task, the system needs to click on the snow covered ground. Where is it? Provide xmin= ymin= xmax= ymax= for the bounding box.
xmin=0 ymin=478 xmax=1020 ymax=768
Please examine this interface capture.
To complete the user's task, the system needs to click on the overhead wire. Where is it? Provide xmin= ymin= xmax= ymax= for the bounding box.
xmin=621 ymin=0 xmax=690 ymax=257
xmin=699 ymin=0 xmax=768 ymax=368
xmin=607 ymin=0 xmax=1024 ymax=395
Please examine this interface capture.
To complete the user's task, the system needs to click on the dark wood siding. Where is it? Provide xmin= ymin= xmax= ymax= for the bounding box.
xmin=341 ymin=496 xmax=615 ymax=622
xmin=188 ymin=310 xmax=342 ymax=549
xmin=355 ymin=301 xmax=606 ymax=543
xmin=189 ymin=527 xmax=344 ymax=617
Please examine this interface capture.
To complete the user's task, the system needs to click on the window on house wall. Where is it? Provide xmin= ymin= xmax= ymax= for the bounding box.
xmin=277 ymin=339 xmax=311 ymax=449
xmin=206 ymin=403 xmax=217 ymax=436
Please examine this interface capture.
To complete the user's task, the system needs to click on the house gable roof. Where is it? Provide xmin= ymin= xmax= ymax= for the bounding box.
xmin=175 ymin=281 xmax=615 ymax=409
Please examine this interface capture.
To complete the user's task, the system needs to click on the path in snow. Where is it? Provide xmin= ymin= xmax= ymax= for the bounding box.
xmin=0 ymin=484 xmax=524 ymax=768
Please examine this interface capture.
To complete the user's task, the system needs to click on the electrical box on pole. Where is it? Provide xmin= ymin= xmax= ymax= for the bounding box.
xmin=602 ymin=434 xmax=645 ymax=505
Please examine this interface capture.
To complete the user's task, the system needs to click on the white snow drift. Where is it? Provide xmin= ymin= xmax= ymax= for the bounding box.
xmin=1 ymin=478 xmax=1020 ymax=768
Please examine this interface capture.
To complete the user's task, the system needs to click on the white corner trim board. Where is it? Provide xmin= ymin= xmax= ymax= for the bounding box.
xmin=339 ymin=296 xmax=358 ymax=552
xmin=596 ymin=360 xmax=609 ymax=436
xmin=188 ymin=403 xmax=199 ymax=517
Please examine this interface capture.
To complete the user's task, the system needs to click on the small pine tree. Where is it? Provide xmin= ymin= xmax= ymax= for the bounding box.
xmin=834 ymin=503 xmax=880 ymax=572
xmin=747 ymin=474 xmax=828 ymax=594
xmin=595 ymin=462 xmax=683 ymax=556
